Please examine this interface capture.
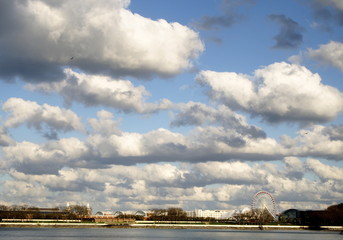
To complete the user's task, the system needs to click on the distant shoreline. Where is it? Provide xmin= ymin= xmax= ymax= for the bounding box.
xmin=0 ymin=222 xmax=342 ymax=231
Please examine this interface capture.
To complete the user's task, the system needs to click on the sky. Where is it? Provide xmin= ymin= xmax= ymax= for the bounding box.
xmin=0 ymin=0 xmax=343 ymax=213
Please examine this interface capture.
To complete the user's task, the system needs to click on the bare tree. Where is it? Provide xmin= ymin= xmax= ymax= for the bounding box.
xmin=253 ymin=208 xmax=274 ymax=226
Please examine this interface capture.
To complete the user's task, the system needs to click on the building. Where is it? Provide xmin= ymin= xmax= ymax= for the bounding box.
xmin=186 ymin=209 xmax=236 ymax=220
xmin=95 ymin=210 xmax=148 ymax=218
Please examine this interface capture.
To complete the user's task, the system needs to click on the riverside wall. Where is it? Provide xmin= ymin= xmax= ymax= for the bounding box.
xmin=0 ymin=222 xmax=342 ymax=231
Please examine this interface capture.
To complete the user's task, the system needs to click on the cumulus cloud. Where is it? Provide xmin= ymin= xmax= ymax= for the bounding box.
xmin=88 ymin=110 xmax=121 ymax=136
xmin=2 ymin=159 xmax=342 ymax=211
xmin=283 ymin=157 xmax=304 ymax=180
xmin=4 ymin=108 xmax=343 ymax=175
xmin=268 ymin=175 xmax=339 ymax=206
xmin=0 ymin=126 xmax=13 ymax=146
xmin=85 ymin=124 xmax=283 ymax=167
xmin=10 ymin=168 xmax=105 ymax=192
xmin=2 ymin=122 xmax=283 ymax=174
xmin=322 ymin=124 xmax=343 ymax=141
xmin=1 ymin=162 xmax=263 ymax=207
xmin=308 ymin=41 xmax=343 ymax=72
xmin=269 ymin=14 xmax=305 ymax=49
xmin=197 ymin=62 xmax=343 ymax=123
xmin=190 ymin=161 xmax=266 ymax=186
xmin=171 ymin=102 xmax=266 ymax=139
xmin=2 ymin=98 xmax=84 ymax=138
xmin=0 ymin=0 xmax=203 ymax=82
xmin=27 ymin=69 xmax=172 ymax=113
xmin=280 ymin=125 xmax=343 ymax=160
xmin=306 ymin=158 xmax=343 ymax=181
xmin=2 ymin=138 xmax=88 ymax=174
xmin=3 ymin=100 xmax=343 ymax=183
xmin=2 ymin=180 xmax=48 ymax=202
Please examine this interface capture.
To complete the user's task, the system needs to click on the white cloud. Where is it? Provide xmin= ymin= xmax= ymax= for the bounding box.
xmin=2 ymin=98 xmax=84 ymax=137
xmin=2 ymin=180 xmax=47 ymax=200
xmin=308 ymin=41 xmax=343 ymax=72
xmin=306 ymin=158 xmax=343 ymax=181
xmin=197 ymin=62 xmax=343 ymax=123
xmin=283 ymin=157 xmax=304 ymax=180
xmin=270 ymin=177 xmax=324 ymax=201
xmin=27 ymin=69 xmax=172 ymax=113
xmin=0 ymin=0 xmax=203 ymax=81
xmin=284 ymin=157 xmax=304 ymax=169
xmin=0 ymin=126 xmax=13 ymax=146
xmin=88 ymin=131 xmax=145 ymax=159
xmin=191 ymin=161 xmax=266 ymax=185
xmin=283 ymin=125 xmax=343 ymax=160
xmin=86 ymin=124 xmax=283 ymax=167
xmin=197 ymin=71 xmax=255 ymax=110
xmin=3 ymin=109 xmax=343 ymax=176
xmin=1 ymin=122 xmax=284 ymax=174
xmin=88 ymin=110 xmax=121 ymax=136
xmin=171 ymin=102 xmax=266 ymax=138
xmin=2 ymin=138 xmax=88 ymax=174
xmin=2 ymin=158 xmax=342 ymax=211
xmin=9 ymin=168 xmax=104 ymax=192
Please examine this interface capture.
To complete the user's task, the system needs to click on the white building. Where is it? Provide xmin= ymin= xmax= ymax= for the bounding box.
xmin=94 ymin=210 xmax=148 ymax=217
xmin=186 ymin=209 xmax=237 ymax=220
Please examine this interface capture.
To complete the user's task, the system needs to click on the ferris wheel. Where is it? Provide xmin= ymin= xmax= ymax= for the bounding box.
xmin=251 ymin=191 xmax=277 ymax=219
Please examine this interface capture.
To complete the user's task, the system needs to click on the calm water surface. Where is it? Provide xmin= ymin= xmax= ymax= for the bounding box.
xmin=0 ymin=228 xmax=341 ymax=240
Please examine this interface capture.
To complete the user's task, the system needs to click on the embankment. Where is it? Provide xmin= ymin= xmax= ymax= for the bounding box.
xmin=0 ymin=222 xmax=342 ymax=231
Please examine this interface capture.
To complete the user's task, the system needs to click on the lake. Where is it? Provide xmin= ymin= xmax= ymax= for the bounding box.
xmin=0 ymin=228 xmax=341 ymax=240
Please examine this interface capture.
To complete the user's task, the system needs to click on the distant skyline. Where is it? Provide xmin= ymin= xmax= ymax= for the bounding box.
xmin=0 ymin=0 xmax=343 ymax=212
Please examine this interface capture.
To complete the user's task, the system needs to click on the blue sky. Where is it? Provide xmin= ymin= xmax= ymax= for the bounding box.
xmin=0 ymin=0 xmax=343 ymax=213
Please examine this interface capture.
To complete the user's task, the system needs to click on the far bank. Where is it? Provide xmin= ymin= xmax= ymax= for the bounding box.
xmin=0 ymin=222 xmax=342 ymax=231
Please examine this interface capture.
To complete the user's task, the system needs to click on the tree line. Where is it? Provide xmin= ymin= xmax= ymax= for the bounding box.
xmin=147 ymin=207 xmax=272 ymax=223
xmin=280 ymin=203 xmax=343 ymax=227
xmin=0 ymin=204 xmax=90 ymax=220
